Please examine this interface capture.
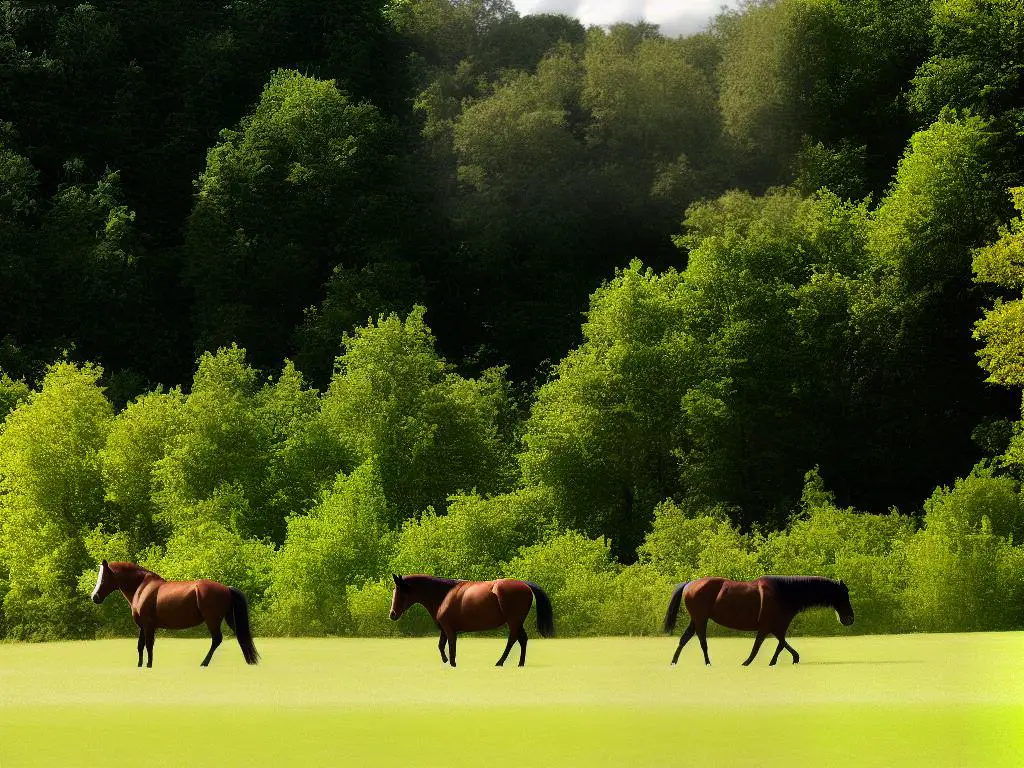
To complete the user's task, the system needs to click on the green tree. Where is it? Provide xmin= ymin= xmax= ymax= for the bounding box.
xmin=521 ymin=261 xmax=694 ymax=559
xmin=391 ymin=486 xmax=554 ymax=579
xmin=99 ymin=389 xmax=187 ymax=552
xmin=185 ymin=69 xmax=413 ymax=373
xmin=153 ymin=347 xmax=345 ymax=544
xmin=0 ymin=362 xmax=112 ymax=639
xmin=910 ymin=0 xmax=1024 ymax=133
xmin=321 ymin=307 xmax=517 ymax=524
xmin=263 ymin=461 xmax=393 ymax=635
xmin=973 ymin=187 xmax=1024 ymax=475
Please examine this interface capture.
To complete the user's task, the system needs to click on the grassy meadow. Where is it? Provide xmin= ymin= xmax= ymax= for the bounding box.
xmin=0 ymin=633 xmax=1020 ymax=768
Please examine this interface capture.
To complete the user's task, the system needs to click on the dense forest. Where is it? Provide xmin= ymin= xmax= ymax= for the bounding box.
xmin=2 ymin=0 xmax=1024 ymax=640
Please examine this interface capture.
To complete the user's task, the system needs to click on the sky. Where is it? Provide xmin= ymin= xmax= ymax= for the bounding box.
xmin=511 ymin=0 xmax=741 ymax=37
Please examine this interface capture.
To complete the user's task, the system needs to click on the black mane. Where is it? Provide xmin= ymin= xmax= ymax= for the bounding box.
xmin=765 ymin=576 xmax=844 ymax=614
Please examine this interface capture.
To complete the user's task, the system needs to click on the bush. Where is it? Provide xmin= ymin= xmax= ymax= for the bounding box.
xmin=760 ymin=471 xmax=915 ymax=634
xmin=502 ymin=531 xmax=618 ymax=635
xmin=261 ymin=461 xmax=393 ymax=635
xmin=594 ymin=563 xmax=674 ymax=636
xmin=638 ymin=500 xmax=762 ymax=582
xmin=141 ymin=516 xmax=276 ymax=610
xmin=346 ymin=578 xmax=403 ymax=637
xmin=390 ymin=487 xmax=554 ymax=580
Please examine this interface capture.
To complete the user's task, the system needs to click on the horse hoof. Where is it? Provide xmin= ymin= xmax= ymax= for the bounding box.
xmin=670 ymin=662 xmax=676 ymax=667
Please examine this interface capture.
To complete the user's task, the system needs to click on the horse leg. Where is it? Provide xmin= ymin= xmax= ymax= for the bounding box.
xmin=782 ymin=637 xmax=800 ymax=664
xmin=695 ymin=619 xmax=712 ymax=666
xmin=671 ymin=621 xmax=695 ymax=665
xmin=496 ymin=626 xmax=517 ymax=667
xmin=437 ymin=629 xmax=449 ymax=664
xmin=200 ymin=618 xmax=223 ymax=667
xmin=742 ymin=631 xmax=768 ymax=666
xmin=136 ymin=627 xmax=145 ymax=668
xmin=447 ymin=632 xmax=458 ymax=668
xmin=517 ymin=627 xmax=528 ymax=667
xmin=144 ymin=626 xmax=156 ymax=668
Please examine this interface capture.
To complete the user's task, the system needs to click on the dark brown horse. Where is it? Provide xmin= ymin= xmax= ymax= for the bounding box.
xmin=389 ymin=574 xmax=554 ymax=667
xmin=664 ymin=576 xmax=854 ymax=666
xmin=90 ymin=560 xmax=259 ymax=668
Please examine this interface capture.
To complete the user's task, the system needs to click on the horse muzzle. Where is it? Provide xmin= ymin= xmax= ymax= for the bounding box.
xmin=840 ymin=613 xmax=854 ymax=626
xmin=389 ymin=610 xmax=398 ymax=621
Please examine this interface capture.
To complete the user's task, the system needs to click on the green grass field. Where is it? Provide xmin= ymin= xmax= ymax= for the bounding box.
xmin=0 ymin=632 xmax=1020 ymax=767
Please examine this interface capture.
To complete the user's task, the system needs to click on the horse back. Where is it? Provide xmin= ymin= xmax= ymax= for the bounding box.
xmin=440 ymin=579 xmax=533 ymax=632
xmin=137 ymin=577 xmax=232 ymax=630
xmin=685 ymin=577 xmax=765 ymax=632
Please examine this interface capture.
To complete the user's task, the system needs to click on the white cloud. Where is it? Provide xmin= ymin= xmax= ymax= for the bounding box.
xmin=512 ymin=0 xmax=740 ymax=37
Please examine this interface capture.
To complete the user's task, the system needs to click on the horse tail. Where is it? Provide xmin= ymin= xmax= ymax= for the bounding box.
xmin=228 ymin=587 xmax=260 ymax=665
xmin=525 ymin=582 xmax=555 ymax=638
xmin=664 ymin=582 xmax=691 ymax=634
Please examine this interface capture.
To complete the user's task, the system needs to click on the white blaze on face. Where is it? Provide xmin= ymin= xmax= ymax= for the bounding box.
xmin=92 ymin=564 xmax=105 ymax=601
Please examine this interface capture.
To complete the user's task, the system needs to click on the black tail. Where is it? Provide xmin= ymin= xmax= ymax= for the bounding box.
xmin=663 ymin=582 xmax=690 ymax=633
xmin=525 ymin=582 xmax=555 ymax=638
xmin=228 ymin=587 xmax=260 ymax=665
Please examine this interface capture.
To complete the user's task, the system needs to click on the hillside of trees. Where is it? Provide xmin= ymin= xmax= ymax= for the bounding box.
xmin=2 ymin=0 xmax=1024 ymax=639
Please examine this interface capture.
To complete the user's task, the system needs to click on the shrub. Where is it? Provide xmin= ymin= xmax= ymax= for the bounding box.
xmin=502 ymin=531 xmax=618 ymax=635
xmin=262 ymin=461 xmax=393 ymax=635
xmin=390 ymin=487 xmax=554 ymax=580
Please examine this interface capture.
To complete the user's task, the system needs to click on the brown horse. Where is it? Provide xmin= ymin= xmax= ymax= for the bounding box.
xmin=90 ymin=560 xmax=259 ymax=668
xmin=389 ymin=574 xmax=554 ymax=667
xmin=663 ymin=576 xmax=854 ymax=666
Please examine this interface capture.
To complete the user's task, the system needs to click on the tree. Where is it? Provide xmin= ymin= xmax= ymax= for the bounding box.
xmin=973 ymin=187 xmax=1024 ymax=475
xmin=153 ymin=346 xmax=345 ymax=543
xmin=0 ymin=362 xmax=113 ymax=639
xmin=264 ymin=460 xmax=393 ymax=635
xmin=321 ymin=307 xmax=517 ymax=524
xmin=185 ymin=69 xmax=413 ymax=374
xmin=521 ymin=261 xmax=695 ymax=559
xmin=717 ymin=0 xmax=931 ymax=191
xmin=910 ymin=0 xmax=1024 ymax=134
xmin=850 ymin=111 xmax=1015 ymax=507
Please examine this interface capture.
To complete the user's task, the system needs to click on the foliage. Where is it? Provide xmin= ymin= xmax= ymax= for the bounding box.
xmin=502 ymin=531 xmax=619 ymax=635
xmin=2 ymin=0 xmax=1024 ymax=641
xmin=390 ymin=486 xmax=554 ymax=580
xmin=262 ymin=462 xmax=392 ymax=635
xmin=322 ymin=307 xmax=517 ymax=525
xmin=0 ymin=362 xmax=112 ymax=639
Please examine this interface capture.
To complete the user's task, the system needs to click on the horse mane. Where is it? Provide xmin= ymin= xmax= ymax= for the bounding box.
xmin=402 ymin=574 xmax=463 ymax=591
xmin=764 ymin=576 xmax=843 ymax=614
xmin=109 ymin=562 xmax=161 ymax=581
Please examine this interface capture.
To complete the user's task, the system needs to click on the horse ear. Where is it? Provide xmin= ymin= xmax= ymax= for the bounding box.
xmin=840 ymin=579 xmax=846 ymax=588
xmin=392 ymin=573 xmax=402 ymax=587
xmin=101 ymin=559 xmax=108 ymax=568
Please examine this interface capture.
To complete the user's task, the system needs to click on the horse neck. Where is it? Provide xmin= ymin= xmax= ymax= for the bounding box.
xmin=113 ymin=565 xmax=158 ymax=601
xmin=796 ymin=578 xmax=839 ymax=613
xmin=773 ymin=576 xmax=839 ymax=614
xmin=408 ymin=577 xmax=458 ymax=620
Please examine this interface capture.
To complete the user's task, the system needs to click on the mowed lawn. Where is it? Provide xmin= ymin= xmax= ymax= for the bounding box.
xmin=0 ymin=632 xmax=1020 ymax=767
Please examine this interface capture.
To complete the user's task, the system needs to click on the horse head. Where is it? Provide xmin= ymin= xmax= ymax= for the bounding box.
xmin=91 ymin=560 xmax=117 ymax=604
xmin=390 ymin=573 xmax=411 ymax=621
xmin=834 ymin=580 xmax=855 ymax=626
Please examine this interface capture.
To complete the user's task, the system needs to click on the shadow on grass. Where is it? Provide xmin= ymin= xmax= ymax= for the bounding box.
xmin=799 ymin=660 xmax=922 ymax=666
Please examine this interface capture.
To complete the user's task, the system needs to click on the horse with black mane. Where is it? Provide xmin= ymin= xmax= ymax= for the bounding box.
xmin=389 ymin=574 xmax=554 ymax=667
xmin=663 ymin=576 xmax=854 ymax=666
xmin=90 ymin=560 xmax=259 ymax=668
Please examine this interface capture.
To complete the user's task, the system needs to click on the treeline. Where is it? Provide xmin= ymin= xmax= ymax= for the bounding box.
xmin=1 ymin=324 xmax=1023 ymax=639
xmin=2 ymin=0 xmax=1024 ymax=638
